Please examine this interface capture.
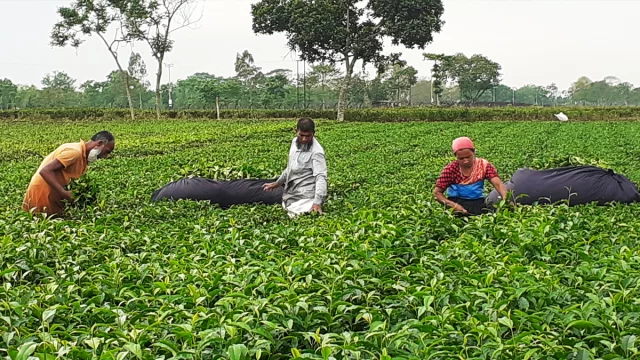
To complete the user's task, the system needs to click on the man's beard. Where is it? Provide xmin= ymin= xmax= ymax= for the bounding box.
xmin=296 ymin=138 xmax=312 ymax=151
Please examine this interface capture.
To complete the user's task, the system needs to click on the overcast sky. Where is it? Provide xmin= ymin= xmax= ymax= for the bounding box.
xmin=0 ymin=0 xmax=638 ymax=91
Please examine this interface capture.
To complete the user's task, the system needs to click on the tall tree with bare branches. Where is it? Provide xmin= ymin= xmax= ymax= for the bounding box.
xmin=51 ymin=0 xmax=137 ymax=119
xmin=121 ymin=0 xmax=202 ymax=119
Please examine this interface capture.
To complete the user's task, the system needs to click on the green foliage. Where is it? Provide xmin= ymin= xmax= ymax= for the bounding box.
xmin=67 ymin=171 xmax=101 ymax=209
xmin=4 ymin=106 xmax=640 ymax=122
xmin=0 ymin=78 xmax=18 ymax=110
xmin=569 ymin=76 xmax=639 ymax=106
xmin=251 ymin=0 xmax=445 ymax=119
xmin=50 ymin=0 xmax=139 ymax=118
xmin=3 ymin=118 xmax=640 ymax=358
xmin=50 ymin=0 xmax=118 ymax=49
xmin=378 ymin=61 xmax=419 ymax=103
xmin=128 ymin=52 xmax=148 ymax=85
xmin=528 ymin=155 xmax=610 ymax=170
xmin=118 ymin=0 xmax=202 ymax=119
xmin=424 ymin=53 xmax=502 ymax=103
xmin=8 ymin=55 xmax=640 ymax=109
xmin=175 ymin=161 xmax=278 ymax=181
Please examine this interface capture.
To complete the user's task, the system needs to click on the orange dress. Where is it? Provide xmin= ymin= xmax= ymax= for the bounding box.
xmin=22 ymin=140 xmax=87 ymax=215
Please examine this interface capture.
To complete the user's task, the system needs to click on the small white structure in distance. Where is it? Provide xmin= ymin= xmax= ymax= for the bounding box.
xmin=554 ymin=112 xmax=569 ymax=121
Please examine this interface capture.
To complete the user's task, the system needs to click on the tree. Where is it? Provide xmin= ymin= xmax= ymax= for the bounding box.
xmin=128 ymin=52 xmax=148 ymax=87
xmin=546 ymin=83 xmax=558 ymax=105
xmin=128 ymin=52 xmax=150 ymax=109
xmin=234 ymin=50 xmax=262 ymax=109
xmin=424 ymin=53 xmax=501 ymax=103
xmin=51 ymin=0 xmax=136 ymax=119
xmin=408 ymin=78 xmax=434 ymax=105
xmin=15 ymin=85 xmax=41 ymax=108
xmin=40 ymin=71 xmax=82 ymax=107
xmin=385 ymin=61 xmax=418 ymax=104
xmin=173 ymin=73 xmax=246 ymax=109
xmin=474 ymin=84 xmax=516 ymax=104
xmin=80 ymin=80 xmax=108 ymax=107
xmin=235 ymin=51 xmax=259 ymax=81
xmin=617 ymin=82 xmax=634 ymax=106
xmin=569 ymin=76 xmax=592 ymax=104
xmin=423 ymin=53 xmax=448 ymax=105
xmin=347 ymin=73 xmax=369 ymax=108
xmin=121 ymin=0 xmax=202 ymax=119
xmin=260 ymin=70 xmax=292 ymax=108
xmin=174 ymin=73 xmax=217 ymax=108
xmin=308 ymin=64 xmax=341 ymax=110
xmin=252 ymin=0 xmax=445 ymax=121
xmin=367 ymin=75 xmax=392 ymax=104
xmin=42 ymin=71 xmax=76 ymax=91
xmin=0 ymin=79 xmax=18 ymax=109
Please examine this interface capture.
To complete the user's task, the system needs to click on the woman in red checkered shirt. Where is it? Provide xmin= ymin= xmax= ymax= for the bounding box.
xmin=433 ymin=137 xmax=509 ymax=215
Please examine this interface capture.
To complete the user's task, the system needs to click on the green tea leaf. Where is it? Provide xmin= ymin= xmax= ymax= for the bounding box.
xmin=228 ymin=344 xmax=248 ymax=360
xmin=42 ymin=308 xmax=56 ymax=324
xmin=523 ymin=348 xmax=538 ymax=360
xmin=622 ymin=335 xmax=637 ymax=354
xmin=35 ymin=353 xmax=56 ymax=360
xmin=153 ymin=340 xmax=179 ymax=356
xmin=574 ymin=349 xmax=592 ymax=360
xmin=123 ymin=343 xmax=143 ymax=360
xmin=322 ymin=347 xmax=332 ymax=360
xmin=16 ymin=342 xmax=38 ymax=360
xmin=566 ymin=320 xmax=597 ymax=330
xmin=498 ymin=316 xmax=513 ymax=329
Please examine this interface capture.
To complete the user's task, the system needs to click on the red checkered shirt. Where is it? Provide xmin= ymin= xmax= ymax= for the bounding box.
xmin=436 ymin=160 xmax=499 ymax=190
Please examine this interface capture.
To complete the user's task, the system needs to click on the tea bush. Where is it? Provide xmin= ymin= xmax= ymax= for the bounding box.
xmin=2 ymin=118 xmax=640 ymax=359
xmin=3 ymin=106 xmax=640 ymax=122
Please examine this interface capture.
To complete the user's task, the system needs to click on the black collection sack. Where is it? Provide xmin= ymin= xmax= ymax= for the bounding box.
xmin=150 ymin=177 xmax=283 ymax=208
xmin=486 ymin=166 xmax=640 ymax=207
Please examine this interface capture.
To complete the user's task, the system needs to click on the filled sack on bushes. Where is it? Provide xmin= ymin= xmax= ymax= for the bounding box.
xmin=150 ymin=177 xmax=283 ymax=208
xmin=486 ymin=166 xmax=640 ymax=207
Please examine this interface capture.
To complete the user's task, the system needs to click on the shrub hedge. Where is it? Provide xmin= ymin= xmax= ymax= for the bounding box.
xmin=2 ymin=106 xmax=640 ymax=122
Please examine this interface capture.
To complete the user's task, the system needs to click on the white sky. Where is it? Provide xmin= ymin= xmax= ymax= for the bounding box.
xmin=0 ymin=0 xmax=638 ymax=91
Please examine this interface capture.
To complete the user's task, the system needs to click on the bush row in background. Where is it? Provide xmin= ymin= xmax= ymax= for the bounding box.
xmin=2 ymin=106 xmax=640 ymax=122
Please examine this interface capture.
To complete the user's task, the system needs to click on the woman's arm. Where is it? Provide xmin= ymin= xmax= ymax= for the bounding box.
xmin=489 ymin=177 xmax=509 ymax=203
xmin=434 ymin=186 xmax=467 ymax=214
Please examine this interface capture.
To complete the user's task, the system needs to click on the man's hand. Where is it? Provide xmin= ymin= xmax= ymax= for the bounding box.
xmin=311 ymin=204 xmax=323 ymax=214
xmin=263 ymin=182 xmax=280 ymax=192
xmin=39 ymin=159 xmax=74 ymax=202
xmin=61 ymin=190 xmax=73 ymax=201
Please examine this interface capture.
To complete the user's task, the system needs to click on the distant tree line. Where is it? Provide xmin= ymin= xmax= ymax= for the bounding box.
xmin=3 ymin=0 xmax=635 ymax=121
xmin=2 ymin=50 xmax=640 ymax=111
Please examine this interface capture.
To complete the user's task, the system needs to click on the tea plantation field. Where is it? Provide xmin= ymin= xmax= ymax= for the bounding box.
xmin=2 ymin=118 xmax=640 ymax=360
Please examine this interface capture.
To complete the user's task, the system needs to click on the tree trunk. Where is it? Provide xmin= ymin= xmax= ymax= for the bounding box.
xmin=155 ymin=57 xmax=163 ymax=120
xmin=322 ymin=74 xmax=327 ymax=110
xmin=108 ymin=53 xmax=135 ymax=120
xmin=122 ymin=71 xmax=135 ymax=120
xmin=337 ymin=57 xmax=354 ymax=122
xmin=322 ymin=75 xmax=326 ymax=110
xmin=97 ymin=33 xmax=135 ymax=120
xmin=337 ymin=85 xmax=347 ymax=122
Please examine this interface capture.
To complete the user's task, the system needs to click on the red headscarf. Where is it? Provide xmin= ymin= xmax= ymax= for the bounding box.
xmin=452 ymin=137 xmax=475 ymax=154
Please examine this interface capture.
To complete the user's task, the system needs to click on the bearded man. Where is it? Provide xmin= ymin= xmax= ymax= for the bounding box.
xmin=263 ymin=118 xmax=328 ymax=218
xmin=22 ymin=131 xmax=115 ymax=216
